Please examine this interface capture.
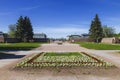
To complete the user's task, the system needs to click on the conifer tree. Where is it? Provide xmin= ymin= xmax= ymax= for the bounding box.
xmin=16 ymin=16 xmax=24 ymax=41
xmin=16 ymin=16 xmax=33 ymax=42
xmin=23 ymin=16 xmax=33 ymax=42
xmin=89 ymin=14 xmax=103 ymax=42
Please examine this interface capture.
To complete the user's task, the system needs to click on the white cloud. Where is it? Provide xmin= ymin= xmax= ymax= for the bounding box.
xmin=102 ymin=17 xmax=120 ymax=33
xmin=0 ymin=6 xmax=40 ymax=16
xmin=105 ymin=17 xmax=120 ymax=23
xmin=0 ymin=12 xmax=12 ymax=16
xmin=20 ymin=6 xmax=40 ymax=11
xmin=109 ymin=1 xmax=120 ymax=7
xmin=34 ymin=24 xmax=89 ymax=38
xmin=42 ymin=27 xmax=88 ymax=33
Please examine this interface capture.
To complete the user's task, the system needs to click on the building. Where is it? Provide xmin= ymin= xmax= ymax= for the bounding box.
xmin=33 ymin=33 xmax=47 ymax=39
xmin=0 ymin=32 xmax=49 ymax=43
xmin=101 ymin=37 xmax=120 ymax=44
xmin=81 ymin=33 xmax=89 ymax=38
xmin=0 ymin=31 xmax=20 ymax=43
xmin=68 ymin=34 xmax=91 ymax=42
xmin=33 ymin=33 xmax=49 ymax=42
xmin=0 ymin=32 xmax=4 ymax=42
xmin=68 ymin=35 xmax=81 ymax=42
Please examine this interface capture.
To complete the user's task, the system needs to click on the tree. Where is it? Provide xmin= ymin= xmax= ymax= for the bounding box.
xmin=89 ymin=14 xmax=103 ymax=42
xmin=8 ymin=24 xmax=16 ymax=38
xmin=23 ymin=16 xmax=33 ymax=42
xmin=114 ymin=33 xmax=120 ymax=37
xmin=16 ymin=16 xmax=24 ymax=41
xmin=15 ymin=16 xmax=34 ymax=42
xmin=102 ymin=25 xmax=115 ymax=37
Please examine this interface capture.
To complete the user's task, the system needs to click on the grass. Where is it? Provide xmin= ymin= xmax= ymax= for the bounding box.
xmin=0 ymin=42 xmax=44 ymax=50
xmin=44 ymin=52 xmax=82 ymax=56
xmin=76 ymin=42 xmax=120 ymax=50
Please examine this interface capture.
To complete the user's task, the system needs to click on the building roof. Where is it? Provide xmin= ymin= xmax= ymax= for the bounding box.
xmin=68 ymin=35 xmax=81 ymax=37
xmin=81 ymin=33 xmax=89 ymax=38
xmin=81 ymin=33 xmax=89 ymax=36
xmin=0 ymin=31 xmax=3 ymax=34
xmin=33 ymin=33 xmax=47 ymax=38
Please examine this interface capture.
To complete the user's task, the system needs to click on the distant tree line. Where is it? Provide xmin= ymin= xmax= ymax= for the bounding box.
xmin=8 ymin=16 xmax=33 ymax=42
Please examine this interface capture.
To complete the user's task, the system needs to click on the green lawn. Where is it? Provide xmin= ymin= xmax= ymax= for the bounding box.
xmin=0 ymin=42 xmax=44 ymax=50
xmin=76 ymin=42 xmax=120 ymax=50
xmin=44 ymin=52 xmax=82 ymax=56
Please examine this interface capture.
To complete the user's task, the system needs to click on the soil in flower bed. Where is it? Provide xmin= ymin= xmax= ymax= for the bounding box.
xmin=15 ymin=52 xmax=115 ymax=68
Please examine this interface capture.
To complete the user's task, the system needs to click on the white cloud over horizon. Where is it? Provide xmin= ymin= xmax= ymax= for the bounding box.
xmin=35 ymin=27 xmax=88 ymax=33
xmin=34 ymin=25 xmax=89 ymax=38
xmin=35 ymin=29 xmax=88 ymax=38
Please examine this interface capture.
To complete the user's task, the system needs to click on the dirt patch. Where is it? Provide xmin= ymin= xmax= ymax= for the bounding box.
xmin=0 ymin=66 xmax=120 ymax=80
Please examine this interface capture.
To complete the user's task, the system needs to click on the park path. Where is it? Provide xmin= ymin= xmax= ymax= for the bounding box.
xmin=34 ymin=42 xmax=87 ymax=52
xmin=84 ymin=50 xmax=120 ymax=68
xmin=0 ymin=42 xmax=120 ymax=68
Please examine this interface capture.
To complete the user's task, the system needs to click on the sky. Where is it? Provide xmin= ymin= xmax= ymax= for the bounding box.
xmin=0 ymin=0 xmax=120 ymax=38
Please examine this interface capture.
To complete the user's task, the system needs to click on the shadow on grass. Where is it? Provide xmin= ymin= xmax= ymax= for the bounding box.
xmin=0 ymin=50 xmax=29 ymax=52
xmin=0 ymin=53 xmax=25 ymax=59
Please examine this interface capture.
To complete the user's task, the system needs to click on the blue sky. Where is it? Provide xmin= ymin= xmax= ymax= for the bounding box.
xmin=0 ymin=0 xmax=120 ymax=38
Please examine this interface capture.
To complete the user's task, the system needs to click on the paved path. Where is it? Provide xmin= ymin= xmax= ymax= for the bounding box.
xmin=34 ymin=42 xmax=86 ymax=52
xmin=0 ymin=59 xmax=18 ymax=68
xmin=0 ymin=42 xmax=120 ymax=68
xmin=84 ymin=50 xmax=120 ymax=68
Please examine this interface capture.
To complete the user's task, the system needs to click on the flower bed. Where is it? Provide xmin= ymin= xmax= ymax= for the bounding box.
xmin=16 ymin=52 xmax=114 ymax=68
